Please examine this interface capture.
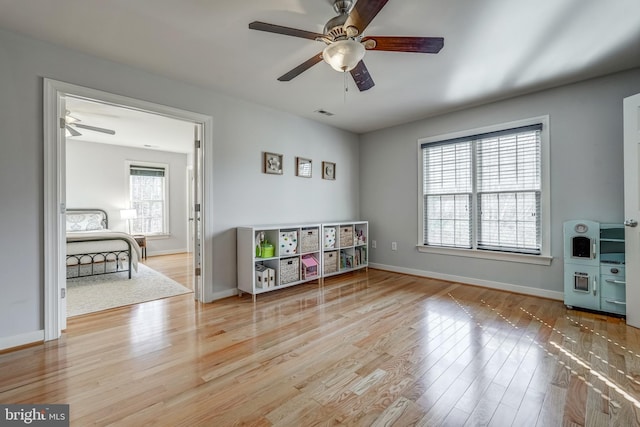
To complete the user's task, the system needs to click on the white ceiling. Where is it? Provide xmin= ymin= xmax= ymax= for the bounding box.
xmin=64 ymin=97 xmax=195 ymax=154
xmin=2 ymin=0 xmax=640 ymax=137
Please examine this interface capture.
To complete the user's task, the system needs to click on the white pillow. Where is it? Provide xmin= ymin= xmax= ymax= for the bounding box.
xmin=67 ymin=213 xmax=104 ymax=231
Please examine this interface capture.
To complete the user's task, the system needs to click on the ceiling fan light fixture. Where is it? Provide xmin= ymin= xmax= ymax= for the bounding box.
xmin=322 ymin=39 xmax=365 ymax=72
xmin=65 ymin=110 xmax=79 ymax=124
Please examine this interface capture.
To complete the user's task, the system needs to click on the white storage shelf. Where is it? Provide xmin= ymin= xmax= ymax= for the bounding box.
xmin=237 ymin=224 xmax=323 ymax=301
xmin=322 ymin=221 xmax=368 ymax=279
xmin=237 ymin=221 xmax=368 ymax=300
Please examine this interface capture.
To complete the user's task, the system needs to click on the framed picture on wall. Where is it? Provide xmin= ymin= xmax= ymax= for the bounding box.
xmin=263 ymin=152 xmax=283 ymax=175
xmin=296 ymin=157 xmax=312 ymax=178
xmin=322 ymin=161 xmax=336 ymax=180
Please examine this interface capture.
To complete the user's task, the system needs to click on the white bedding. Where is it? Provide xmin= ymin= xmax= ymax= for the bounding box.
xmin=66 ymin=230 xmax=142 ymax=271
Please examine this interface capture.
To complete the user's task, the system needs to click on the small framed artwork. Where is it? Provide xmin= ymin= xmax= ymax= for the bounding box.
xmin=296 ymin=157 xmax=312 ymax=178
xmin=322 ymin=161 xmax=336 ymax=180
xmin=263 ymin=152 xmax=283 ymax=175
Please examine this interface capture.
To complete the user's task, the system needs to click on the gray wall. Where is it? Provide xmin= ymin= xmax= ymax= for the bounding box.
xmin=3 ymin=20 xmax=638 ymax=347
xmin=360 ymin=67 xmax=640 ymax=296
xmin=0 ymin=28 xmax=359 ymax=346
xmin=66 ymin=140 xmax=189 ymax=255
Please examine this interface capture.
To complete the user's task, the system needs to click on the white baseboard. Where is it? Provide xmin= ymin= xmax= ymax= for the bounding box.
xmin=369 ymin=262 xmax=564 ymax=301
xmin=0 ymin=330 xmax=44 ymax=351
xmin=147 ymin=248 xmax=189 ymax=257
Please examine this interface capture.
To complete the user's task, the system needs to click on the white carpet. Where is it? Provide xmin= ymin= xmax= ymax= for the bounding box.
xmin=66 ymin=264 xmax=192 ymax=317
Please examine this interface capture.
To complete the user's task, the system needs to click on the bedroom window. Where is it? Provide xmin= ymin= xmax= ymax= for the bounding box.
xmin=418 ymin=117 xmax=550 ymax=263
xmin=128 ymin=162 xmax=169 ymax=235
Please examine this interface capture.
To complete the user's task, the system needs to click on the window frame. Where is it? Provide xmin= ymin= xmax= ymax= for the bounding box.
xmin=126 ymin=160 xmax=170 ymax=237
xmin=417 ymin=116 xmax=552 ymax=265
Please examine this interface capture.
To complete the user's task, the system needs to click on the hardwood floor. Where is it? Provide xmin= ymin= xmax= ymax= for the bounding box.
xmin=2 ymin=269 xmax=640 ymax=426
xmin=141 ymin=252 xmax=193 ymax=290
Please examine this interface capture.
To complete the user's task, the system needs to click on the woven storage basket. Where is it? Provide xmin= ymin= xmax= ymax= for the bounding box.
xmin=279 ymin=257 xmax=300 ymax=285
xmin=323 ymin=251 xmax=339 ymax=274
xmin=300 ymin=228 xmax=319 ymax=253
xmin=339 ymin=226 xmax=354 ymax=248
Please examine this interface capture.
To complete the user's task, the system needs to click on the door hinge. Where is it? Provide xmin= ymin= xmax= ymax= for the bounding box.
xmin=195 ymin=267 xmax=201 ymax=277
xmin=195 ymin=203 xmax=201 ymax=212
xmin=61 ymin=288 xmax=66 ymax=299
xmin=59 ymin=117 xmax=66 ymax=129
xmin=195 ymin=140 xmax=201 ymax=149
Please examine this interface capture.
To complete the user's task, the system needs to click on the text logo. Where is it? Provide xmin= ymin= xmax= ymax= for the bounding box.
xmin=1 ymin=405 xmax=69 ymax=426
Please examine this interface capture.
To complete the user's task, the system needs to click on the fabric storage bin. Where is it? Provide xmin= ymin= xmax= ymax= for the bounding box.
xmin=324 ymin=227 xmax=336 ymax=248
xmin=324 ymin=250 xmax=338 ymax=274
xmin=301 ymin=228 xmax=319 ymax=253
xmin=279 ymin=257 xmax=300 ymax=285
xmin=339 ymin=226 xmax=354 ymax=248
xmin=279 ymin=230 xmax=298 ymax=255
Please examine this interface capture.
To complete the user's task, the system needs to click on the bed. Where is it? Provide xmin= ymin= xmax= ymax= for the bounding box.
xmin=66 ymin=209 xmax=142 ymax=279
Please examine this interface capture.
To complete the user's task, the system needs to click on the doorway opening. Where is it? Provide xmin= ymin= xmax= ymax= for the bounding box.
xmin=44 ymin=79 xmax=213 ymax=339
xmin=64 ymin=96 xmax=196 ymax=316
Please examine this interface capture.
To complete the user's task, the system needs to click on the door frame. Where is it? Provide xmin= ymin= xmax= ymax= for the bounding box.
xmin=43 ymin=79 xmax=213 ymax=340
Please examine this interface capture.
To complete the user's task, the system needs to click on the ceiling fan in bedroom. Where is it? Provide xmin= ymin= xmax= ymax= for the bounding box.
xmin=64 ymin=110 xmax=116 ymax=137
xmin=249 ymin=0 xmax=444 ymax=91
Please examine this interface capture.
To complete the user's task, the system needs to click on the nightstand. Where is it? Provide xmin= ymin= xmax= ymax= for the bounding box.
xmin=133 ymin=235 xmax=147 ymax=259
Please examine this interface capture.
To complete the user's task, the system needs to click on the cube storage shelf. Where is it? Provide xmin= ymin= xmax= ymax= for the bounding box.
xmin=322 ymin=222 xmax=368 ymax=279
xmin=237 ymin=221 xmax=368 ymax=301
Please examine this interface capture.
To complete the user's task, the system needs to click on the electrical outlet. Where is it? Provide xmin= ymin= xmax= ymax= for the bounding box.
xmin=372 ymin=240 xmax=377 ymax=249
xmin=391 ymin=241 xmax=397 ymax=251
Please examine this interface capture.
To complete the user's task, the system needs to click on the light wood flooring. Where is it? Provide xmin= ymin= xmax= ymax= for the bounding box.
xmin=141 ymin=252 xmax=194 ymax=290
xmin=2 ymin=268 xmax=640 ymax=426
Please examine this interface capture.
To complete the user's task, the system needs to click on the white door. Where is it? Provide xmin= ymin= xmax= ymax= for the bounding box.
xmin=58 ymin=95 xmax=68 ymax=330
xmin=624 ymin=93 xmax=640 ymax=328
xmin=192 ymin=124 xmax=203 ymax=301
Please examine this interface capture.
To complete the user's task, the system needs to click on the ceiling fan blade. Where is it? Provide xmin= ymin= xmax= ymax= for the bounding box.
xmin=362 ymin=36 xmax=444 ymax=53
xmin=72 ymin=123 xmax=116 ymax=135
xmin=278 ymin=53 xmax=324 ymax=82
xmin=249 ymin=21 xmax=324 ymax=41
xmin=350 ymin=60 xmax=375 ymax=91
xmin=66 ymin=125 xmax=81 ymax=137
xmin=345 ymin=0 xmax=389 ymax=35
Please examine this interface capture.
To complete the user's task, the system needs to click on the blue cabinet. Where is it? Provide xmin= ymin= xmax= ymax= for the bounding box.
xmin=563 ymin=220 xmax=626 ymax=315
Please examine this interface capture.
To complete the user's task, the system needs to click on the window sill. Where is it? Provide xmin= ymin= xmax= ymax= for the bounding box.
xmin=416 ymin=245 xmax=553 ymax=266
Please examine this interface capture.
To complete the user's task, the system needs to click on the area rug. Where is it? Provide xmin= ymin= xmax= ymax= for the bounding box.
xmin=66 ymin=264 xmax=192 ymax=317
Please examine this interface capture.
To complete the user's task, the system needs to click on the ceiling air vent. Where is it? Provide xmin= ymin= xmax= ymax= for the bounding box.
xmin=315 ymin=109 xmax=334 ymax=117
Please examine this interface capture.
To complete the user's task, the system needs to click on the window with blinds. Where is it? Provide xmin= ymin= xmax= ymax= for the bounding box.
xmin=129 ymin=163 xmax=168 ymax=235
xmin=421 ymin=123 xmax=542 ymax=255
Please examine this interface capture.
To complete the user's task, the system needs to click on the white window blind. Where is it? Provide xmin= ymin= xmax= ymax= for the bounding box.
xmin=129 ymin=164 xmax=167 ymax=235
xmin=476 ymin=128 xmax=541 ymax=253
xmin=422 ymin=141 xmax=472 ymax=248
xmin=422 ymin=123 xmax=542 ymax=255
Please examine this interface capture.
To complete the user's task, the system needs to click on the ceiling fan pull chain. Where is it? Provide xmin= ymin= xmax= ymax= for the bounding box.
xmin=344 ymin=71 xmax=348 ymax=103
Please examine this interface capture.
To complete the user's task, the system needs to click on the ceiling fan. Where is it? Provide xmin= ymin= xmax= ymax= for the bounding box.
xmin=249 ymin=0 xmax=444 ymax=91
xmin=65 ymin=110 xmax=116 ymax=137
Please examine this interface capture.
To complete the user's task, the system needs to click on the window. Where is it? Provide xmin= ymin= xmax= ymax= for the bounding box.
xmin=419 ymin=118 xmax=549 ymax=261
xmin=128 ymin=162 xmax=169 ymax=235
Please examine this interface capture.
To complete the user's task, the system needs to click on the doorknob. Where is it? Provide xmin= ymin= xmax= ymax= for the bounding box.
xmin=625 ymin=219 xmax=638 ymax=227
